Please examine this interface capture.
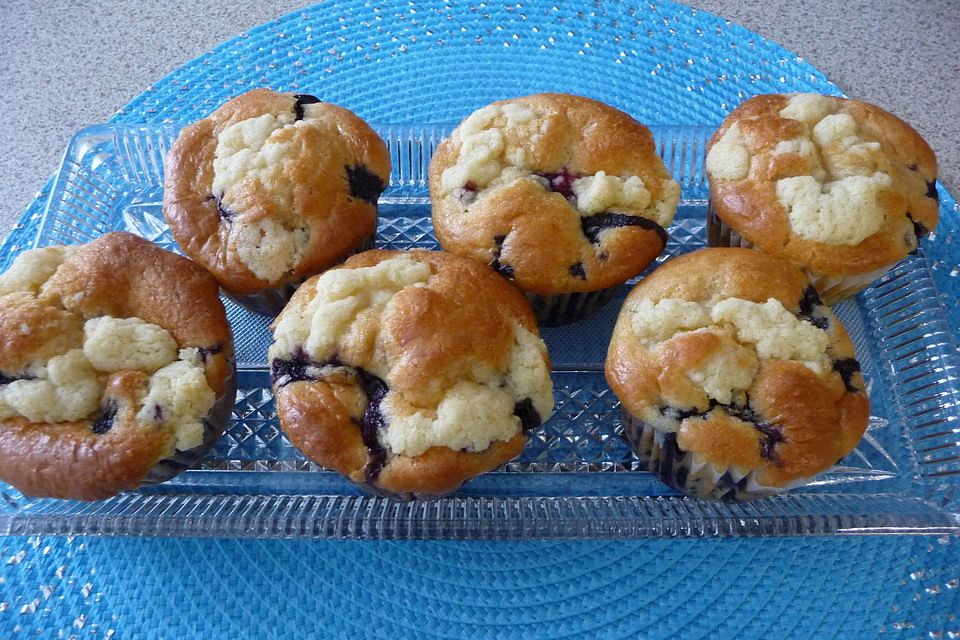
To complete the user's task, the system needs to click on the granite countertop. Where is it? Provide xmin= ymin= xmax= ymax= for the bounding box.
xmin=1 ymin=0 xmax=958 ymax=243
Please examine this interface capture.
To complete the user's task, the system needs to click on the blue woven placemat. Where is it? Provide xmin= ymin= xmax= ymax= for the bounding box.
xmin=1 ymin=1 xmax=958 ymax=637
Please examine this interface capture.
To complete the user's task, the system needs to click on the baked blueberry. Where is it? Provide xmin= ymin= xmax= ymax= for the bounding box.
xmin=538 ymin=168 xmax=579 ymax=201
xmin=580 ymin=212 xmax=668 ymax=247
xmin=346 ymin=164 xmax=387 ymax=204
xmin=568 ymin=262 xmax=587 ymax=280
xmin=832 ymin=358 xmax=862 ymax=393
xmin=90 ymin=401 xmax=118 ymax=435
xmin=512 ymin=397 xmax=543 ymax=433
xmin=798 ymin=285 xmax=830 ymax=330
xmin=292 ymin=93 xmax=321 ymax=121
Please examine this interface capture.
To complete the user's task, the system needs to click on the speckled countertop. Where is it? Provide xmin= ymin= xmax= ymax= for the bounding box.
xmin=0 ymin=0 xmax=958 ymax=243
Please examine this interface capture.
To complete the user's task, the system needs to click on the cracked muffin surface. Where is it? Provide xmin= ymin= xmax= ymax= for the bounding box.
xmin=706 ymin=93 xmax=938 ymax=278
xmin=268 ymin=249 xmax=554 ymax=497
xmin=429 ymin=93 xmax=680 ymax=295
xmin=606 ymin=247 xmax=870 ymax=490
xmin=0 ymin=233 xmax=233 ymax=501
xmin=164 ymin=88 xmax=390 ymax=295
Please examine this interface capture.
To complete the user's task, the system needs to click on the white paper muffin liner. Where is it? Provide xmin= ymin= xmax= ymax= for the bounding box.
xmin=525 ymin=285 xmax=621 ymax=326
xmin=706 ymin=202 xmax=893 ymax=306
xmin=143 ymin=359 xmax=238 ymax=485
xmin=621 ymin=409 xmax=806 ymax=503
xmin=226 ymin=233 xmax=377 ymax=317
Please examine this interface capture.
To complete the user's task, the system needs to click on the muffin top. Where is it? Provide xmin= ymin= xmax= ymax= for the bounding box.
xmin=269 ymin=249 xmax=554 ymax=495
xmin=706 ymin=93 xmax=938 ymax=276
xmin=606 ymin=248 xmax=870 ymax=488
xmin=429 ymin=93 xmax=681 ymax=295
xmin=164 ymin=88 xmax=391 ymax=294
xmin=0 ymin=232 xmax=233 ymax=500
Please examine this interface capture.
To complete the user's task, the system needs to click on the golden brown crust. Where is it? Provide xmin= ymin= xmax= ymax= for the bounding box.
xmin=277 ymin=377 xmax=526 ymax=496
xmin=741 ymin=361 xmax=870 ymax=486
xmin=41 ymin=232 xmax=233 ymax=395
xmin=163 ymin=88 xmax=390 ymax=294
xmin=0 ymin=293 xmax=84 ymax=372
xmin=430 ymin=93 xmax=678 ymax=294
xmin=272 ymin=249 xmax=549 ymax=496
xmin=376 ymin=434 xmax=526 ymax=495
xmin=0 ymin=372 xmax=172 ymax=501
xmin=276 ymin=376 xmax=371 ymax=481
xmin=611 ymin=246 xmax=814 ymax=308
xmin=605 ymin=248 xmax=870 ymax=487
xmin=0 ymin=421 xmax=171 ymax=501
xmin=708 ymin=93 xmax=938 ymax=276
xmin=338 ymin=250 xmax=539 ymax=405
xmin=0 ymin=233 xmax=233 ymax=500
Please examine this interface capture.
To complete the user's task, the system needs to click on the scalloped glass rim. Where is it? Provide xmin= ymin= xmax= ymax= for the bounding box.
xmin=1 ymin=123 xmax=958 ymax=540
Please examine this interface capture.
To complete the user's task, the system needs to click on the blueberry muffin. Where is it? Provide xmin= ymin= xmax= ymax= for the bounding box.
xmin=268 ymin=249 xmax=554 ymax=499
xmin=164 ymin=88 xmax=391 ymax=315
xmin=606 ymin=248 xmax=870 ymax=502
xmin=429 ymin=93 xmax=681 ymax=325
xmin=0 ymin=233 xmax=235 ymax=501
xmin=706 ymin=93 xmax=939 ymax=304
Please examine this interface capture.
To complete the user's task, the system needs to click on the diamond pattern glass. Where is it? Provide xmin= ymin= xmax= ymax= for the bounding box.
xmin=1 ymin=123 xmax=956 ymax=539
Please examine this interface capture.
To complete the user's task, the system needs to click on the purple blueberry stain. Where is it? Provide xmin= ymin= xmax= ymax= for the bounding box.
xmin=799 ymin=285 xmax=822 ymax=316
xmin=907 ymin=212 xmax=930 ymax=239
xmin=724 ymin=402 xmax=788 ymax=465
xmin=489 ymin=234 xmax=515 ymax=280
xmin=798 ymin=285 xmax=830 ymax=330
xmin=754 ymin=422 xmax=785 ymax=463
xmin=292 ymin=93 xmax=321 ymax=121
xmin=724 ymin=401 xmax=763 ymax=425
xmin=659 ymin=400 xmax=717 ymax=423
xmin=537 ymin=168 xmax=580 ymax=201
xmin=660 ymin=398 xmax=789 ymax=465
xmin=580 ymin=212 xmax=668 ymax=248
xmin=665 ymin=399 xmax=785 ymax=464
xmin=905 ymin=165 xmax=937 ymax=201
xmin=454 ymin=181 xmax=479 ymax=206
xmin=513 ymin=397 xmax=542 ymax=433
xmin=353 ymin=368 xmax=389 ymax=482
xmin=905 ymin=213 xmax=929 ymax=255
xmin=270 ymin=350 xmax=315 ymax=388
xmin=271 ymin=350 xmax=390 ymax=482
xmin=346 ymin=164 xmax=386 ymax=204
xmin=568 ymin=261 xmax=587 ymax=281
xmin=206 ymin=195 xmax=236 ymax=222
xmin=91 ymin=401 xmax=118 ymax=435
xmin=196 ymin=343 xmax=224 ymax=364
xmin=832 ymin=358 xmax=862 ymax=393
xmin=0 ymin=372 xmax=31 ymax=386
xmin=660 ymin=399 xmax=768 ymax=428
xmin=490 ymin=259 xmax=515 ymax=280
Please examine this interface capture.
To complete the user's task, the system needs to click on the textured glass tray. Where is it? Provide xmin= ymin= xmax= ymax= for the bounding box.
xmin=1 ymin=123 xmax=958 ymax=539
